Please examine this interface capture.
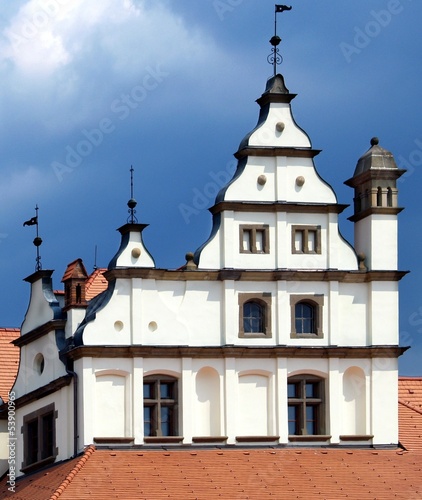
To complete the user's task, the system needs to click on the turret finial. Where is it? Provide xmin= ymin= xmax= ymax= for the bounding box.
xmin=23 ymin=204 xmax=42 ymax=271
xmin=127 ymin=165 xmax=138 ymax=224
xmin=267 ymin=5 xmax=292 ymax=76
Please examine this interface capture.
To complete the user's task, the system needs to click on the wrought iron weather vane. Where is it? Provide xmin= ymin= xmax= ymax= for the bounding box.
xmin=127 ymin=166 xmax=138 ymax=224
xmin=23 ymin=205 xmax=42 ymax=271
xmin=268 ymin=4 xmax=292 ymax=76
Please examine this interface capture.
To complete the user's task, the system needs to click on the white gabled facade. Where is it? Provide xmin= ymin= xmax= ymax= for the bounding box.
xmin=9 ymin=71 xmax=407 ymax=477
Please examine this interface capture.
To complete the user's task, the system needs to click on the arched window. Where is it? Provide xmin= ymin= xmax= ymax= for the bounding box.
xmin=387 ymin=187 xmax=393 ymax=207
xmin=143 ymin=376 xmax=178 ymax=437
xmin=288 ymin=375 xmax=325 ymax=436
xmin=376 ymin=186 xmax=382 ymax=206
xmin=243 ymin=301 xmax=264 ymax=334
xmin=295 ymin=302 xmax=315 ymax=334
xmin=238 ymin=293 xmax=272 ymax=338
xmin=290 ymin=295 xmax=324 ymax=338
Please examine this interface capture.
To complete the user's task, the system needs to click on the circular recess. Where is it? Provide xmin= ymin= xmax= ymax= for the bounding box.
xmin=34 ymin=353 xmax=45 ymax=375
xmin=114 ymin=321 xmax=124 ymax=332
xmin=296 ymin=176 xmax=305 ymax=187
xmin=276 ymin=122 xmax=285 ymax=132
xmin=257 ymin=175 xmax=267 ymax=186
xmin=132 ymin=247 xmax=141 ymax=258
xmin=148 ymin=321 xmax=158 ymax=332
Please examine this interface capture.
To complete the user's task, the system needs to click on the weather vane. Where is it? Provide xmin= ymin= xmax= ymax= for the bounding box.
xmin=127 ymin=166 xmax=138 ymax=224
xmin=23 ymin=205 xmax=42 ymax=271
xmin=268 ymin=4 xmax=292 ymax=76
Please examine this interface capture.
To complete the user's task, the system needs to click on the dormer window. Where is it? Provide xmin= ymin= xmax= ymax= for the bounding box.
xmin=240 ymin=225 xmax=269 ymax=254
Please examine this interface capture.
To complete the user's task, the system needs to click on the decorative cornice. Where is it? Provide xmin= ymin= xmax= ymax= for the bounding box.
xmin=104 ymin=268 xmax=408 ymax=283
xmin=348 ymin=206 xmax=404 ymax=223
xmin=65 ymin=345 xmax=409 ymax=361
xmin=12 ymin=375 xmax=72 ymax=409
xmin=344 ymin=168 xmax=406 ymax=188
xmin=13 ymin=320 xmax=66 ymax=347
xmin=235 ymin=146 xmax=321 ymax=160
xmin=209 ymin=201 xmax=349 ymax=216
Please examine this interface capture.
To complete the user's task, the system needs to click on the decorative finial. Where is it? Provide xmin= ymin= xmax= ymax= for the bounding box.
xmin=370 ymin=137 xmax=379 ymax=146
xmin=127 ymin=165 xmax=138 ymax=224
xmin=23 ymin=205 xmax=42 ymax=271
xmin=268 ymin=5 xmax=292 ymax=76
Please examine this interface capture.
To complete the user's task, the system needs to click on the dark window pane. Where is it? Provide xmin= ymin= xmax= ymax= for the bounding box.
xmin=306 ymin=405 xmax=317 ymax=435
xmin=160 ymin=382 xmax=173 ymax=400
xmin=144 ymin=407 xmax=152 ymax=436
xmin=306 ymin=382 xmax=317 ymax=399
xmin=161 ymin=406 xmax=173 ymax=436
xmin=27 ymin=420 xmax=38 ymax=464
xmin=41 ymin=413 xmax=54 ymax=459
xmin=143 ymin=383 xmax=153 ymax=399
xmin=288 ymin=405 xmax=298 ymax=435
xmin=288 ymin=383 xmax=297 ymax=399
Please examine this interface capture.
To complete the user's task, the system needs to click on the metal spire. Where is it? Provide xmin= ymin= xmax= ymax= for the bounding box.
xmin=23 ymin=205 xmax=42 ymax=271
xmin=267 ymin=5 xmax=292 ymax=76
xmin=127 ymin=166 xmax=138 ymax=224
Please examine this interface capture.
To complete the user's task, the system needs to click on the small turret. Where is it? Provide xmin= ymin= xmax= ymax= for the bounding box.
xmin=345 ymin=138 xmax=405 ymax=270
xmin=62 ymin=258 xmax=88 ymax=310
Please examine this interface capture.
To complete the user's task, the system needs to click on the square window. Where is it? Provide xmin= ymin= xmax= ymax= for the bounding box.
xmin=291 ymin=225 xmax=321 ymax=254
xmin=239 ymin=225 xmax=269 ymax=254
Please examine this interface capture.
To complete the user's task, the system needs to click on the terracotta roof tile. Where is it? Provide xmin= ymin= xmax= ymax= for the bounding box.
xmin=61 ymin=258 xmax=88 ymax=282
xmin=398 ymin=377 xmax=422 ymax=451
xmin=1 ymin=447 xmax=422 ymax=499
xmin=85 ymin=268 xmax=108 ymax=301
xmin=0 ymin=328 xmax=20 ymax=402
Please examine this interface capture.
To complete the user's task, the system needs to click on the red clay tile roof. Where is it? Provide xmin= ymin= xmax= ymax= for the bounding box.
xmin=85 ymin=268 xmax=108 ymax=301
xmin=61 ymin=258 xmax=88 ymax=282
xmin=1 ymin=446 xmax=422 ymax=499
xmin=0 ymin=328 xmax=20 ymax=402
xmin=398 ymin=376 xmax=422 ymax=452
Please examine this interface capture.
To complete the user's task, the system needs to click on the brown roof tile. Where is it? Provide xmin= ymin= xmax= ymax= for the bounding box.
xmin=85 ymin=268 xmax=108 ymax=301
xmin=0 ymin=328 xmax=20 ymax=402
xmin=1 ymin=447 xmax=422 ymax=499
xmin=399 ymin=377 xmax=422 ymax=452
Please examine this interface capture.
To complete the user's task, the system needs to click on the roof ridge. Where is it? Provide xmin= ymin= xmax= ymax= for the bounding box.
xmin=399 ymin=398 xmax=422 ymax=416
xmin=49 ymin=445 xmax=96 ymax=499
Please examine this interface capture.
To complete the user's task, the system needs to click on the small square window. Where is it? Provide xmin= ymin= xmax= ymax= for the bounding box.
xmin=239 ymin=225 xmax=269 ymax=254
xmin=291 ymin=225 xmax=321 ymax=254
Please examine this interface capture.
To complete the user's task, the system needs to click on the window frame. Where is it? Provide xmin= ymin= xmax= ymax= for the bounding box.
xmin=22 ymin=403 xmax=57 ymax=472
xmin=143 ymin=376 xmax=179 ymax=438
xmin=287 ymin=375 xmax=325 ymax=437
xmin=291 ymin=225 xmax=321 ymax=254
xmin=238 ymin=293 xmax=272 ymax=338
xmin=239 ymin=224 xmax=270 ymax=254
xmin=290 ymin=295 xmax=324 ymax=338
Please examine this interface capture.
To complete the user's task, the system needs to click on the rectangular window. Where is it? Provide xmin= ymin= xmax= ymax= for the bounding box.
xmin=143 ymin=377 xmax=178 ymax=438
xmin=239 ymin=225 xmax=269 ymax=254
xmin=22 ymin=403 xmax=57 ymax=472
xmin=288 ymin=376 xmax=325 ymax=436
xmin=291 ymin=225 xmax=321 ymax=254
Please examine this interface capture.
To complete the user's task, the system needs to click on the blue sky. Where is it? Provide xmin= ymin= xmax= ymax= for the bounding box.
xmin=0 ymin=0 xmax=420 ymax=374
